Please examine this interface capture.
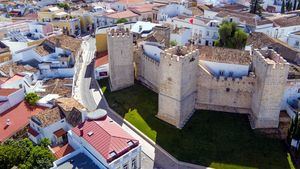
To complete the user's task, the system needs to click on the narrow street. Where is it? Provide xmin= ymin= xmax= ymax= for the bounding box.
xmin=75 ymin=37 xmax=158 ymax=169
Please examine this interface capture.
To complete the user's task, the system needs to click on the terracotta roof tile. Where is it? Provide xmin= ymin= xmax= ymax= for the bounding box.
xmin=47 ymin=35 xmax=82 ymax=54
xmin=53 ymin=144 xmax=74 ymax=159
xmin=72 ymin=117 xmax=139 ymax=163
xmin=198 ymin=46 xmax=252 ymax=65
xmin=117 ymin=0 xmax=145 ymax=4
xmin=32 ymin=107 xmax=63 ymax=128
xmin=53 ymin=128 xmax=67 ymax=138
xmin=40 ymin=78 xmax=73 ymax=97
xmin=247 ymin=32 xmax=300 ymax=64
xmin=0 ymin=101 xmax=46 ymax=142
xmin=56 ymin=97 xmax=85 ymax=111
xmin=95 ymin=51 xmax=108 ymax=68
xmin=0 ymin=88 xmax=19 ymax=96
xmin=106 ymin=10 xmax=138 ymax=19
xmin=0 ymin=63 xmax=38 ymax=77
xmin=273 ymin=15 xmax=300 ymax=27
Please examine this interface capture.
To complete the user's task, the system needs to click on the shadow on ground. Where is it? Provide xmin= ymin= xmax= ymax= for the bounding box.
xmin=98 ymin=78 xmax=293 ymax=169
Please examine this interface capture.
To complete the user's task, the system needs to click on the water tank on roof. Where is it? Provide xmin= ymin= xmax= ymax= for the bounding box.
xmin=86 ymin=109 xmax=107 ymax=120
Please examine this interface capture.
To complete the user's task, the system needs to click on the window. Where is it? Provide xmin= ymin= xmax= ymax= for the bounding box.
xmin=229 ymin=72 xmax=233 ymax=77
xmin=295 ymin=41 xmax=299 ymax=46
xmin=298 ymin=88 xmax=300 ymax=93
xmin=132 ymin=158 xmax=137 ymax=169
xmin=226 ymin=88 xmax=230 ymax=92
xmin=123 ymin=164 xmax=128 ymax=169
xmin=219 ymin=70 xmax=224 ymax=76
xmin=206 ymin=31 xmax=209 ymax=36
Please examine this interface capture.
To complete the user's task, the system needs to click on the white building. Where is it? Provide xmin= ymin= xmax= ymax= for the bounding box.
xmin=66 ymin=115 xmax=142 ymax=169
xmin=155 ymin=3 xmax=192 ymax=21
xmin=28 ymin=97 xmax=86 ymax=145
xmin=287 ymin=31 xmax=300 ymax=50
xmin=0 ymin=88 xmax=24 ymax=115
xmin=13 ymin=35 xmax=82 ymax=79
xmin=94 ymin=52 xmax=109 ymax=80
xmin=170 ymin=27 xmax=192 ymax=45
xmin=272 ymin=15 xmax=300 ymax=42
xmin=163 ymin=16 xmax=220 ymax=46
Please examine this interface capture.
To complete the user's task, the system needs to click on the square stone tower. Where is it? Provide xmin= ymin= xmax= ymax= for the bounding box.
xmin=107 ymin=26 xmax=134 ymax=91
xmin=251 ymin=49 xmax=289 ymax=128
xmin=157 ymin=46 xmax=199 ymax=128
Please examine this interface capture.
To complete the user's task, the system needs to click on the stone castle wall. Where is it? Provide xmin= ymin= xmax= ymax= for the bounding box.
xmin=195 ymin=64 xmax=255 ymax=114
xmin=157 ymin=46 xmax=199 ymax=128
xmin=107 ymin=28 xmax=134 ymax=91
xmin=250 ymin=49 xmax=290 ymax=128
xmin=137 ymin=53 xmax=160 ymax=92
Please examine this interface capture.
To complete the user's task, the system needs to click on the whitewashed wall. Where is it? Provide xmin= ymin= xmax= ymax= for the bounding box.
xmin=200 ymin=60 xmax=250 ymax=77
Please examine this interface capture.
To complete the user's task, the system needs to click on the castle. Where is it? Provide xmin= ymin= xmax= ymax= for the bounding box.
xmin=107 ymin=26 xmax=292 ymax=129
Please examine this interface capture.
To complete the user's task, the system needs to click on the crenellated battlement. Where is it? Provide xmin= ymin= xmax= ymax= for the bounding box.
xmin=211 ymin=72 xmax=256 ymax=83
xmin=161 ymin=46 xmax=199 ymax=64
xmin=107 ymin=25 xmax=131 ymax=38
xmin=253 ymin=49 xmax=289 ymax=70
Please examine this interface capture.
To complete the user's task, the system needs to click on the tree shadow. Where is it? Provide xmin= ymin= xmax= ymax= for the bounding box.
xmin=98 ymin=79 xmax=293 ymax=169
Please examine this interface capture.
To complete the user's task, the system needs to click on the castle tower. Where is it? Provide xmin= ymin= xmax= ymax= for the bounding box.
xmin=251 ymin=49 xmax=289 ymax=128
xmin=157 ymin=46 xmax=199 ymax=128
xmin=107 ymin=26 xmax=134 ymax=91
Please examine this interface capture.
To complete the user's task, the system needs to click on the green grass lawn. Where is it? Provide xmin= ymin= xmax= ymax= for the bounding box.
xmin=99 ymin=78 xmax=294 ymax=169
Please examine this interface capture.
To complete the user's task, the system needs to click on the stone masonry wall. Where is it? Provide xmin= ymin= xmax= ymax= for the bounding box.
xmin=196 ymin=64 xmax=255 ymax=114
xmin=250 ymin=49 xmax=290 ymax=128
xmin=157 ymin=46 xmax=199 ymax=128
xmin=137 ymin=54 xmax=160 ymax=92
xmin=108 ymin=29 xmax=134 ymax=91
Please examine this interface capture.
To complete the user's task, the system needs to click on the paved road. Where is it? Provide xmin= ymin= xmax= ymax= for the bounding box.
xmin=78 ymin=38 xmax=98 ymax=111
xmin=75 ymin=37 xmax=157 ymax=169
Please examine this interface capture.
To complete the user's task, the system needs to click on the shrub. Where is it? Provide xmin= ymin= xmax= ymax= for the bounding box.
xmin=25 ymin=92 xmax=39 ymax=106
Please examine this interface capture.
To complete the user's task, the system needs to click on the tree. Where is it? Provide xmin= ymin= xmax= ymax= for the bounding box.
xmin=116 ymin=18 xmax=128 ymax=24
xmin=287 ymin=0 xmax=293 ymax=11
xmin=25 ymin=92 xmax=39 ymax=106
xmin=233 ymin=29 xmax=248 ymax=50
xmin=293 ymin=0 xmax=297 ymax=10
xmin=281 ymin=0 xmax=286 ymax=13
xmin=0 ymin=138 xmax=54 ymax=169
xmin=57 ymin=3 xmax=70 ymax=10
xmin=215 ymin=21 xmax=248 ymax=49
xmin=250 ymin=0 xmax=263 ymax=15
xmin=170 ymin=40 xmax=177 ymax=46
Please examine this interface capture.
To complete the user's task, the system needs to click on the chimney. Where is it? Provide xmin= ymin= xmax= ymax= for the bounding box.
xmin=6 ymin=119 xmax=11 ymax=126
xmin=9 ymin=67 xmax=14 ymax=78
xmin=80 ymin=128 xmax=83 ymax=137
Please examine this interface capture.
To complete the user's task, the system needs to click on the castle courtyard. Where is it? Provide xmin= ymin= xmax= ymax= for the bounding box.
xmin=99 ymin=78 xmax=294 ymax=169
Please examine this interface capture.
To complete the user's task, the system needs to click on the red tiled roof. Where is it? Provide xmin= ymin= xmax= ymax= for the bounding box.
xmin=118 ymin=0 xmax=145 ymax=4
xmin=0 ymin=77 xmax=9 ymax=85
xmin=53 ymin=144 xmax=74 ymax=159
xmin=95 ymin=51 xmax=108 ymax=68
xmin=54 ymin=128 xmax=67 ymax=138
xmin=72 ymin=117 xmax=139 ymax=163
xmin=106 ymin=10 xmax=138 ymax=19
xmin=3 ymin=74 xmax=24 ymax=85
xmin=0 ymin=88 xmax=19 ymax=96
xmin=0 ymin=101 xmax=46 ymax=142
xmin=28 ymin=126 xmax=39 ymax=137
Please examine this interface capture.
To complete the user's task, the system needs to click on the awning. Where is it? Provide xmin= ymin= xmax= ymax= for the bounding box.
xmin=54 ymin=128 xmax=67 ymax=138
